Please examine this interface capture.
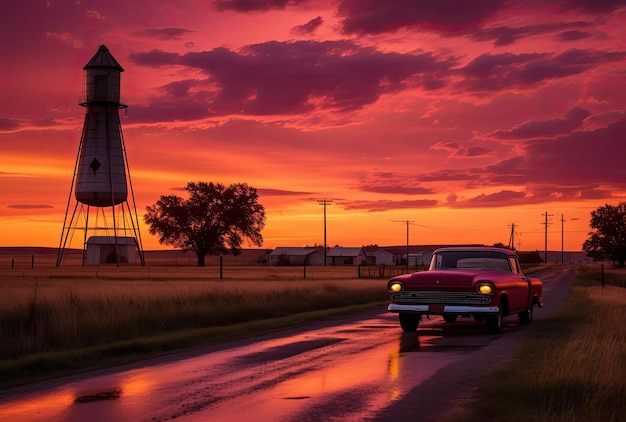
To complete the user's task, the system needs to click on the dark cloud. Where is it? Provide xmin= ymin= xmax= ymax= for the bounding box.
xmin=419 ymin=171 xmax=481 ymax=182
xmin=8 ymin=204 xmax=54 ymax=209
xmin=470 ymin=22 xmax=592 ymax=46
xmin=430 ymin=142 xmax=492 ymax=157
xmin=357 ymin=171 xmax=435 ymax=195
xmin=454 ymin=146 xmax=492 ymax=157
xmin=129 ymin=50 xmax=181 ymax=66
xmin=129 ymin=40 xmax=454 ymax=119
xmin=134 ymin=28 xmax=194 ymax=40
xmin=466 ymin=190 xmax=527 ymax=205
xmin=0 ymin=117 xmax=21 ymax=132
xmin=341 ymin=199 xmax=439 ymax=212
xmin=556 ymin=30 xmax=593 ymax=41
xmin=490 ymin=107 xmax=591 ymax=139
xmin=565 ymin=0 xmax=626 ymax=13
xmin=213 ymin=0 xmax=304 ymax=12
xmin=336 ymin=0 xmax=623 ymax=41
xmin=457 ymin=49 xmax=624 ymax=92
xmin=337 ymin=0 xmax=506 ymax=36
xmin=361 ymin=185 xmax=434 ymax=195
xmin=522 ymin=118 xmax=626 ymax=186
xmin=257 ymin=188 xmax=312 ymax=196
xmin=291 ymin=16 xmax=323 ymax=35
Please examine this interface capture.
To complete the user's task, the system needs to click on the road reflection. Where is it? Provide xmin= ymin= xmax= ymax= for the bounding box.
xmin=0 ymin=312 xmax=490 ymax=422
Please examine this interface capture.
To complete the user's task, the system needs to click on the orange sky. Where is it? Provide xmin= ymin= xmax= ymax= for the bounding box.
xmin=1 ymin=1 xmax=625 ymax=252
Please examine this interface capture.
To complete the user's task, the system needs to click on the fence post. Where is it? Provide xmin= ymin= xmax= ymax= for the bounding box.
xmin=601 ymin=264 xmax=604 ymax=287
xmin=11 ymin=258 xmax=14 ymax=269
xmin=220 ymin=256 xmax=223 ymax=280
xmin=32 ymin=254 xmax=35 ymax=268
xmin=303 ymin=263 xmax=306 ymax=279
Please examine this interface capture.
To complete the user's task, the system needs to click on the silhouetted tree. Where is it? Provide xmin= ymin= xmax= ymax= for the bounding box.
xmin=144 ymin=182 xmax=265 ymax=266
xmin=582 ymin=202 xmax=626 ymax=267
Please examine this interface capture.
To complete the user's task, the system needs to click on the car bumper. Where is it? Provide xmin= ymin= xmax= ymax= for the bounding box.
xmin=388 ymin=303 xmax=500 ymax=315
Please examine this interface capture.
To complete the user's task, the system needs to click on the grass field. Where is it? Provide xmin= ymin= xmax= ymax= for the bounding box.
xmin=1 ymin=257 xmax=624 ymax=421
xmin=449 ymin=265 xmax=626 ymax=422
xmin=0 ymin=263 xmax=389 ymax=388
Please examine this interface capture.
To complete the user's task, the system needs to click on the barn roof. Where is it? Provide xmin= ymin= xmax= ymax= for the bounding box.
xmin=326 ymin=247 xmax=365 ymax=256
xmin=269 ymin=247 xmax=323 ymax=256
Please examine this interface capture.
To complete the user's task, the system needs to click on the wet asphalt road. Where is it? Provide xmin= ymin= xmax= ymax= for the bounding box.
xmin=0 ymin=266 xmax=574 ymax=422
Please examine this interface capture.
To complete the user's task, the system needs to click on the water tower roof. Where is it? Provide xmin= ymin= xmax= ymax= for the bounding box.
xmin=83 ymin=44 xmax=124 ymax=71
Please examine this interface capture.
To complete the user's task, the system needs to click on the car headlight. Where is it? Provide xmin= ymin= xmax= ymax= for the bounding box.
xmin=388 ymin=281 xmax=403 ymax=293
xmin=476 ymin=283 xmax=495 ymax=295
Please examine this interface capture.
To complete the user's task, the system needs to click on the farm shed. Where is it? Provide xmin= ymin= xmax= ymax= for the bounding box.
xmin=268 ymin=247 xmax=325 ymax=266
xmin=326 ymin=247 xmax=372 ymax=266
xmin=369 ymin=248 xmax=396 ymax=265
xmin=85 ymin=236 xmax=138 ymax=265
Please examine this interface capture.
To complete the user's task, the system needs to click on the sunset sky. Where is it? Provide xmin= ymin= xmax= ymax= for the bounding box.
xmin=1 ymin=0 xmax=625 ymax=252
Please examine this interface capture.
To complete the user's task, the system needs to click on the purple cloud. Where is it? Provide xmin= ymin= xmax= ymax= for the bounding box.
xmin=292 ymin=16 xmax=323 ymax=35
xmin=8 ymin=204 xmax=54 ymax=209
xmin=342 ymin=199 xmax=439 ymax=212
xmin=457 ymin=49 xmax=624 ymax=92
xmin=0 ymin=117 xmax=21 ymax=132
xmin=466 ymin=190 xmax=527 ymax=205
xmin=134 ymin=28 xmax=194 ymax=40
xmin=490 ymin=107 xmax=591 ymax=139
xmin=129 ymin=40 xmax=455 ymax=119
xmin=556 ymin=30 xmax=593 ymax=41
xmin=257 ymin=188 xmax=313 ymax=196
xmin=470 ymin=22 xmax=592 ymax=46
xmin=214 ymin=0 xmax=304 ymax=12
xmin=337 ymin=0 xmax=506 ymax=36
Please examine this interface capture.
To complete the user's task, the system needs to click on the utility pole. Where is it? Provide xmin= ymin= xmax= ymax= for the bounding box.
xmin=393 ymin=220 xmax=414 ymax=273
xmin=541 ymin=211 xmax=553 ymax=263
xmin=561 ymin=214 xmax=565 ymax=264
xmin=507 ymin=223 xmax=517 ymax=249
xmin=317 ymin=199 xmax=332 ymax=266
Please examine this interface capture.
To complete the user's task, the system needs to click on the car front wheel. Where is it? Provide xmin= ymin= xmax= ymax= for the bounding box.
xmin=486 ymin=309 xmax=503 ymax=334
xmin=443 ymin=314 xmax=457 ymax=323
xmin=399 ymin=313 xmax=421 ymax=331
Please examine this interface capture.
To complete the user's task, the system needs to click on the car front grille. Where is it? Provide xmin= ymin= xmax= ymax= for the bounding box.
xmin=391 ymin=290 xmax=491 ymax=305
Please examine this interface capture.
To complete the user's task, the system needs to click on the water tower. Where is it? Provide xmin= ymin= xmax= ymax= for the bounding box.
xmin=57 ymin=45 xmax=145 ymax=266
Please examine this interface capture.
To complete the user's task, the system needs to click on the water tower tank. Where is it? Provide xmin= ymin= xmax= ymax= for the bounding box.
xmin=75 ymin=44 xmax=128 ymax=207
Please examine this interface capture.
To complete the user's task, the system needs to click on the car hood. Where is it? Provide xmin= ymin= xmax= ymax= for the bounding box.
xmin=395 ymin=269 xmax=504 ymax=289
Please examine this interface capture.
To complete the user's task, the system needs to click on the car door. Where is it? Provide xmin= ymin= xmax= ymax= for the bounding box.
xmin=507 ymin=256 xmax=530 ymax=312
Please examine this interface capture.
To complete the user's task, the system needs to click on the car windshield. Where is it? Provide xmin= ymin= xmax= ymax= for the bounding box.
xmin=429 ymin=251 xmax=512 ymax=272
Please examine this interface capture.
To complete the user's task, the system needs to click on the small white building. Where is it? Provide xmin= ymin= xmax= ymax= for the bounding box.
xmin=85 ymin=236 xmax=138 ymax=265
xmin=370 ymin=249 xmax=397 ymax=265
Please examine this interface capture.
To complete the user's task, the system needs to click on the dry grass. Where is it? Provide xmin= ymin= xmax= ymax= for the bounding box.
xmin=0 ymin=263 xmax=388 ymax=386
xmin=450 ymin=266 xmax=626 ymax=422
xmin=0 ymin=265 xmax=386 ymax=357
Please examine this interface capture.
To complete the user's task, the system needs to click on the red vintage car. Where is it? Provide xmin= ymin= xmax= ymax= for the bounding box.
xmin=387 ymin=246 xmax=543 ymax=334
